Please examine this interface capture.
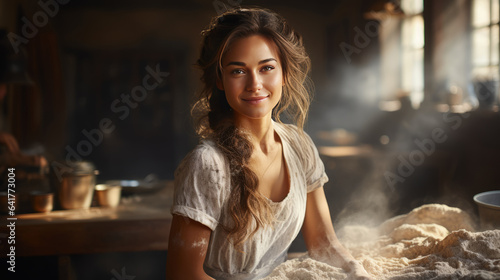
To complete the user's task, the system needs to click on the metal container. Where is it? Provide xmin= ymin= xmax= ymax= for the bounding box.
xmin=95 ymin=184 xmax=122 ymax=207
xmin=30 ymin=191 xmax=53 ymax=213
xmin=473 ymin=190 xmax=500 ymax=230
xmin=52 ymin=161 xmax=98 ymax=210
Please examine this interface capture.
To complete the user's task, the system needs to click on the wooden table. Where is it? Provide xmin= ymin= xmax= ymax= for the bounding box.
xmin=0 ymin=182 xmax=174 ymax=279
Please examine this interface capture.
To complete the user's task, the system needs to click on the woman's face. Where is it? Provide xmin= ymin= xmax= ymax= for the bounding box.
xmin=219 ymin=35 xmax=284 ymax=122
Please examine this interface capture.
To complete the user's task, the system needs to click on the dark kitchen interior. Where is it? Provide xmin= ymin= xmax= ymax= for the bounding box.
xmin=0 ymin=0 xmax=499 ymax=279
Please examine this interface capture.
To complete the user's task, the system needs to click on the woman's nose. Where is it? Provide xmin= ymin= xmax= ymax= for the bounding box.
xmin=246 ymin=72 xmax=262 ymax=92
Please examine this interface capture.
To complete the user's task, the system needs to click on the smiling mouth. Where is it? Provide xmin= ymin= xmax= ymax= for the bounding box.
xmin=242 ymin=95 xmax=269 ymax=104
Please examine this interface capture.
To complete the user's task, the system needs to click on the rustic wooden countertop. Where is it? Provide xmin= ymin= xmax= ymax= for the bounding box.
xmin=0 ymin=181 xmax=174 ymax=257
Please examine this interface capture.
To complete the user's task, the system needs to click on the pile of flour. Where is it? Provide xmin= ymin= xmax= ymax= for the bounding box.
xmin=264 ymin=204 xmax=500 ymax=280
xmin=263 ymin=256 xmax=346 ymax=280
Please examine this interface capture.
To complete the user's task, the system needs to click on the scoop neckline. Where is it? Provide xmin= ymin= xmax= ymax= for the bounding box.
xmin=262 ymin=121 xmax=292 ymax=205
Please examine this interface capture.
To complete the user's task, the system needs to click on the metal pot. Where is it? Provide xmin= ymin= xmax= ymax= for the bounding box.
xmin=474 ymin=190 xmax=500 ymax=230
xmin=52 ymin=161 xmax=99 ymax=210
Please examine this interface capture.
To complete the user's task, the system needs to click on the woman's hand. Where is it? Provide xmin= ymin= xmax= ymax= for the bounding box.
xmin=346 ymin=261 xmax=374 ymax=280
xmin=302 ymin=187 xmax=374 ymax=280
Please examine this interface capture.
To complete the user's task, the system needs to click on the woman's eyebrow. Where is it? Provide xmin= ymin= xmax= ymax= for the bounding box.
xmin=226 ymin=58 xmax=277 ymax=67
xmin=259 ymin=58 xmax=277 ymax=64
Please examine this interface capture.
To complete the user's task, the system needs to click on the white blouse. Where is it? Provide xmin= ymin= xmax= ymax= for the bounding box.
xmin=171 ymin=121 xmax=328 ymax=279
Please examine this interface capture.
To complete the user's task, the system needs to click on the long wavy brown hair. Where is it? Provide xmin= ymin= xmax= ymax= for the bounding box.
xmin=192 ymin=7 xmax=312 ymax=247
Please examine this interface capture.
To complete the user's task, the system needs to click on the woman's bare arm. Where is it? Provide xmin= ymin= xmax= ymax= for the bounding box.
xmin=166 ymin=214 xmax=215 ymax=280
xmin=302 ymin=187 xmax=373 ymax=279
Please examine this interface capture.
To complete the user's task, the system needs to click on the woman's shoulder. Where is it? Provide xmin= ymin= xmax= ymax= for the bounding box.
xmin=274 ymin=121 xmax=299 ymax=138
xmin=274 ymin=121 xmax=313 ymax=147
xmin=175 ymin=139 xmax=226 ymax=174
xmin=275 ymin=121 xmax=319 ymax=163
xmin=194 ymin=139 xmax=222 ymax=158
xmin=182 ymin=137 xmax=219 ymax=156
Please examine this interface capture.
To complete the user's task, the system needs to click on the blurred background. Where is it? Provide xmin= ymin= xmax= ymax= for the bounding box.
xmin=0 ymin=0 xmax=499 ymax=279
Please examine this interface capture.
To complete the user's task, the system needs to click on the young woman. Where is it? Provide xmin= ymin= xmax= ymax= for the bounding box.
xmin=166 ymin=7 xmax=373 ymax=280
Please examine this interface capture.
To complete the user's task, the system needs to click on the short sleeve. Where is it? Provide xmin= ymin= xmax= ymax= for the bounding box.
xmin=302 ymin=132 xmax=329 ymax=193
xmin=171 ymin=141 xmax=229 ymax=231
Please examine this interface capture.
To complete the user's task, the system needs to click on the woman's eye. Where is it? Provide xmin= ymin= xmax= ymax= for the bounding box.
xmin=261 ymin=66 xmax=275 ymax=72
xmin=231 ymin=69 xmax=245 ymax=75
